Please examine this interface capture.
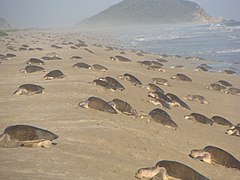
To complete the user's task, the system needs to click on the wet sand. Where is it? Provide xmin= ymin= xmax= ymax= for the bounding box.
xmin=0 ymin=30 xmax=239 ymax=179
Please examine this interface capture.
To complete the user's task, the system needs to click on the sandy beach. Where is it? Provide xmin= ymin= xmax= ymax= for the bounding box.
xmin=0 ymin=30 xmax=239 ymax=180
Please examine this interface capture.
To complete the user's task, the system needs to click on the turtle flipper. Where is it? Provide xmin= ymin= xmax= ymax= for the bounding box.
xmin=0 ymin=134 xmax=21 ymax=148
xmin=21 ymin=140 xmax=53 ymax=148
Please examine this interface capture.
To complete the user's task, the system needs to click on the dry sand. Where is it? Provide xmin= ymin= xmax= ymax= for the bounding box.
xmin=0 ymin=30 xmax=239 ymax=180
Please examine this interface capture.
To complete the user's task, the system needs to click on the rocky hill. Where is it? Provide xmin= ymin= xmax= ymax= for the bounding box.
xmin=0 ymin=18 xmax=11 ymax=30
xmin=78 ymin=0 xmax=220 ymax=28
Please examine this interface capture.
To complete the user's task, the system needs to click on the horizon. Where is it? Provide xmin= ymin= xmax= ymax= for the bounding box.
xmin=0 ymin=0 xmax=240 ymax=28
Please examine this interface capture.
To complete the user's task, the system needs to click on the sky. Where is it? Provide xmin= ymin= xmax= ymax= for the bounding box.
xmin=0 ymin=0 xmax=240 ymax=28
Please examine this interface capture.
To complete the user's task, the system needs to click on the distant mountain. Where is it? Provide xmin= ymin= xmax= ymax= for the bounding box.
xmin=78 ymin=0 xmax=221 ymax=28
xmin=0 ymin=18 xmax=12 ymax=30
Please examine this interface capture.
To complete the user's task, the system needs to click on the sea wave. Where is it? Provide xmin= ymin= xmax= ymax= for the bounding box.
xmin=134 ymin=34 xmax=191 ymax=42
xmin=209 ymin=23 xmax=240 ymax=31
xmin=215 ymin=49 xmax=240 ymax=54
xmin=228 ymin=35 xmax=240 ymax=41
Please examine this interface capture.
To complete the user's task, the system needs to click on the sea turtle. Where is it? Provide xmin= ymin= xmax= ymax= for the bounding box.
xmin=148 ymin=99 xmax=170 ymax=109
xmin=78 ymin=96 xmax=117 ymax=114
xmin=0 ymin=125 xmax=58 ymax=148
xmin=35 ymin=47 xmax=44 ymax=51
xmin=19 ymin=46 xmax=27 ymax=50
xmin=41 ymin=56 xmax=52 ymax=60
xmin=194 ymin=66 xmax=208 ymax=72
xmin=19 ymin=47 xmax=27 ymax=51
xmin=190 ymin=145 xmax=240 ymax=170
xmin=137 ymin=60 xmax=152 ymax=66
xmin=42 ymin=52 xmax=61 ymax=60
xmin=200 ymin=64 xmax=213 ymax=69
xmin=183 ymin=95 xmax=209 ymax=104
xmin=148 ymin=108 xmax=172 ymax=119
xmin=90 ymin=64 xmax=108 ymax=72
xmin=135 ymin=160 xmax=209 ymax=180
xmin=171 ymin=65 xmax=185 ymax=69
xmin=224 ymin=70 xmax=236 ymax=75
xmin=151 ymin=61 xmax=163 ymax=66
xmin=136 ymin=52 xmax=144 ymax=56
xmin=92 ymin=79 xmax=115 ymax=91
xmin=84 ymin=48 xmax=94 ymax=54
xmin=226 ymin=125 xmax=240 ymax=137
xmin=22 ymin=44 xmax=29 ymax=48
xmin=184 ymin=113 xmax=214 ymax=125
xmin=98 ymin=76 xmax=125 ymax=91
xmin=111 ymin=55 xmax=132 ymax=62
xmin=214 ymin=80 xmax=232 ymax=87
xmin=175 ymin=55 xmax=182 ymax=58
xmin=225 ymin=87 xmax=240 ymax=95
xmin=75 ymin=42 xmax=87 ymax=48
xmin=155 ymin=58 xmax=168 ymax=63
xmin=166 ymin=93 xmax=191 ymax=110
xmin=13 ymin=84 xmax=45 ymax=95
xmin=70 ymin=56 xmax=82 ymax=59
xmin=51 ymin=45 xmax=62 ymax=49
xmin=143 ymin=83 xmax=164 ymax=93
xmin=72 ymin=62 xmax=91 ymax=69
xmin=211 ymin=116 xmax=233 ymax=126
xmin=118 ymin=73 xmax=142 ymax=86
xmin=42 ymin=56 xmax=62 ymax=60
xmin=28 ymin=48 xmax=35 ymax=51
xmin=26 ymin=58 xmax=45 ymax=65
xmin=108 ymin=98 xmax=137 ymax=117
xmin=105 ymin=47 xmax=114 ymax=52
xmin=206 ymin=84 xmax=226 ymax=91
xmin=148 ymin=92 xmax=172 ymax=103
xmin=171 ymin=73 xmax=192 ymax=82
xmin=143 ymin=108 xmax=178 ymax=129
xmin=186 ymin=56 xmax=204 ymax=61
xmin=70 ymin=46 xmax=78 ymax=49
xmin=44 ymin=70 xmax=65 ymax=80
xmin=147 ymin=65 xmax=166 ymax=72
xmin=20 ymin=65 xmax=45 ymax=73
xmin=152 ymin=78 xmax=170 ymax=86
xmin=6 ymin=53 xmax=16 ymax=58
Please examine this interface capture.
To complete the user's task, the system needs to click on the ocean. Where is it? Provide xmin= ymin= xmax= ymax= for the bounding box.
xmin=113 ymin=22 xmax=240 ymax=74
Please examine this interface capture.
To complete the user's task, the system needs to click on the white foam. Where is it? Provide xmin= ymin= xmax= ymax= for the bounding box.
xmin=215 ymin=49 xmax=240 ymax=54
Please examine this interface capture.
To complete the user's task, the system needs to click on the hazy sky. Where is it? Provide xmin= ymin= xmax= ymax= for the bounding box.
xmin=0 ymin=0 xmax=240 ymax=28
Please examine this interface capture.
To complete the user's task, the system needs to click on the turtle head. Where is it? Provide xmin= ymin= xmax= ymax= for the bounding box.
xmin=205 ymin=85 xmax=211 ymax=90
xmin=98 ymin=77 xmax=105 ymax=81
xmin=118 ymin=75 xmax=124 ymax=80
xmin=190 ymin=149 xmax=212 ymax=164
xmin=170 ymin=75 xmax=177 ymax=79
xmin=20 ymin=69 xmax=26 ymax=73
xmin=189 ymin=149 xmax=205 ymax=159
xmin=184 ymin=115 xmax=192 ymax=120
xmin=78 ymin=100 xmax=87 ymax=108
xmin=135 ymin=166 xmax=162 ymax=179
